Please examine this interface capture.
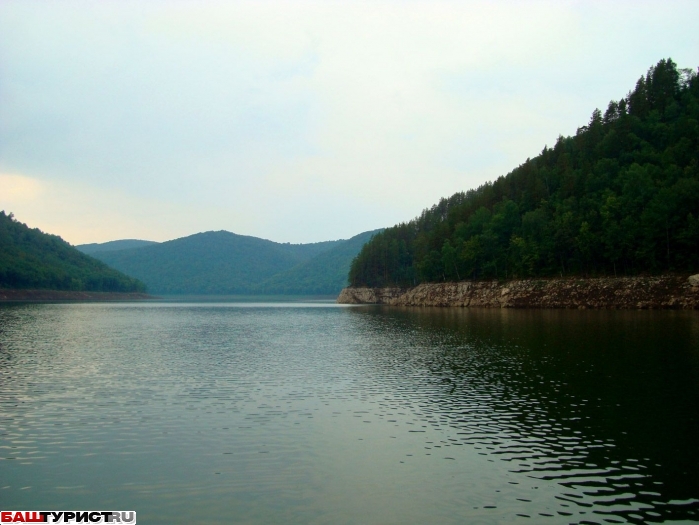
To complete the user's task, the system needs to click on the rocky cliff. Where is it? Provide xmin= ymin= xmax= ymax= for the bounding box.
xmin=337 ymin=275 xmax=699 ymax=309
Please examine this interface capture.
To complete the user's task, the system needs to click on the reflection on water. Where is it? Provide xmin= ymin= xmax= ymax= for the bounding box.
xmin=0 ymin=303 xmax=697 ymax=524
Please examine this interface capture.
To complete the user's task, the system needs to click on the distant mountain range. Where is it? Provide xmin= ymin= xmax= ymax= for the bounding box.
xmin=77 ymin=230 xmax=379 ymax=295
xmin=77 ymin=239 xmax=159 ymax=254
xmin=256 ymin=230 xmax=378 ymax=294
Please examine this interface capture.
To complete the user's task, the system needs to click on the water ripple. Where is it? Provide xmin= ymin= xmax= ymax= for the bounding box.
xmin=0 ymin=303 xmax=697 ymax=524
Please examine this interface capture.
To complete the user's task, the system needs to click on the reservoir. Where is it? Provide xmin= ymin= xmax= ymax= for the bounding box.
xmin=1 ymin=302 xmax=697 ymax=524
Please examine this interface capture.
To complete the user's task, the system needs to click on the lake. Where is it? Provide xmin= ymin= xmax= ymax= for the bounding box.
xmin=1 ymin=302 xmax=698 ymax=524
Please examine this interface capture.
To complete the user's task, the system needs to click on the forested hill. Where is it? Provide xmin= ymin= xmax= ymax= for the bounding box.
xmin=77 ymin=239 xmax=159 ymax=255
xmin=0 ymin=211 xmax=146 ymax=292
xmin=91 ymin=230 xmax=372 ymax=295
xmin=256 ymin=229 xmax=381 ymax=294
xmin=349 ymin=59 xmax=699 ymax=288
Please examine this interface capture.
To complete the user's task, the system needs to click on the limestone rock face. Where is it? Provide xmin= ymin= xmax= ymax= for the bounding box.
xmin=337 ymin=275 xmax=699 ymax=310
xmin=336 ymin=287 xmax=405 ymax=305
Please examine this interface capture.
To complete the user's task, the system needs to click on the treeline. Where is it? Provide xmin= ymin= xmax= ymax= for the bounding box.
xmin=349 ymin=59 xmax=699 ymax=287
xmin=0 ymin=211 xmax=146 ymax=292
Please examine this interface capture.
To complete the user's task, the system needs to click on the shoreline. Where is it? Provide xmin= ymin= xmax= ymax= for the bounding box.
xmin=0 ymin=289 xmax=156 ymax=302
xmin=337 ymin=275 xmax=699 ymax=310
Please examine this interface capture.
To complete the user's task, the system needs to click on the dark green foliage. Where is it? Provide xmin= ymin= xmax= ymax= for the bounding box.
xmin=92 ymin=231 xmax=371 ymax=295
xmin=257 ymin=230 xmax=381 ymax=294
xmin=349 ymin=59 xmax=699 ymax=287
xmin=76 ymin=239 xmax=159 ymax=255
xmin=0 ymin=211 xmax=146 ymax=292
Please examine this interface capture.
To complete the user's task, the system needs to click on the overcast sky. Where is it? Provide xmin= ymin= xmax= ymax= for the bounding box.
xmin=1 ymin=1 xmax=697 ymax=245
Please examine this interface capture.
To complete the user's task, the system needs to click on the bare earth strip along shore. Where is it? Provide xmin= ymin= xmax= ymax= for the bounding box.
xmin=338 ymin=275 xmax=699 ymax=309
xmin=0 ymin=289 xmax=154 ymax=302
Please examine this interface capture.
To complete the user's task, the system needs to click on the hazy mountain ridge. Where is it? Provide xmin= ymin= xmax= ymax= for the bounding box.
xmin=256 ymin=230 xmax=381 ymax=294
xmin=77 ymin=239 xmax=159 ymax=254
xmin=89 ymin=229 xmax=377 ymax=295
xmin=273 ymin=239 xmax=345 ymax=262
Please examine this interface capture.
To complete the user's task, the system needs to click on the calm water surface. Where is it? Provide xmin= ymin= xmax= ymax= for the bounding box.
xmin=0 ymin=302 xmax=698 ymax=524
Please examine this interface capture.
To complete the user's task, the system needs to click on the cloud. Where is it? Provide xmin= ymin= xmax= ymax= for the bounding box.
xmin=1 ymin=0 xmax=698 ymax=243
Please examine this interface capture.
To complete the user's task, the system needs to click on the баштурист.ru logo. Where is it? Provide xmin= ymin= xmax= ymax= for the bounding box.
xmin=0 ymin=511 xmax=135 ymax=523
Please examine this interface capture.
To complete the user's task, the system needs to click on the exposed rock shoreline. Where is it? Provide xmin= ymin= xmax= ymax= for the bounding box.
xmin=0 ymin=289 xmax=155 ymax=302
xmin=337 ymin=275 xmax=699 ymax=310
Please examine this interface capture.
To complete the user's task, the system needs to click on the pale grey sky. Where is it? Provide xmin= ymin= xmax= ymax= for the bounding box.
xmin=1 ymin=0 xmax=697 ymax=244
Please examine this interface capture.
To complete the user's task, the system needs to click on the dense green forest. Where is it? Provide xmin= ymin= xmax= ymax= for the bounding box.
xmin=257 ymin=230 xmax=380 ymax=294
xmin=349 ymin=59 xmax=699 ymax=287
xmin=91 ymin=230 xmax=374 ymax=295
xmin=0 ymin=211 xmax=146 ymax=292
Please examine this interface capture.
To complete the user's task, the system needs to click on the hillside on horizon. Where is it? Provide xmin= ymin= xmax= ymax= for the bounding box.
xmin=0 ymin=211 xmax=146 ymax=293
xmin=257 ymin=230 xmax=381 ymax=295
xmin=77 ymin=239 xmax=159 ymax=255
xmin=88 ymin=230 xmax=377 ymax=295
xmin=350 ymin=58 xmax=699 ymax=287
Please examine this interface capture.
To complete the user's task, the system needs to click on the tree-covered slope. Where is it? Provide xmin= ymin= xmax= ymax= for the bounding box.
xmin=350 ymin=59 xmax=699 ymax=287
xmin=0 ymin=211 xmax=146 ymax=292
xmin=76 ymin=239 xmax=159 ymax=255
xmin=92 ymin=231 xmax=345 ymax=294
xmin=275 ymin=239 xmax=344 ymax=261
xmin=257 ymin=229 xmax=381 ymax=294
